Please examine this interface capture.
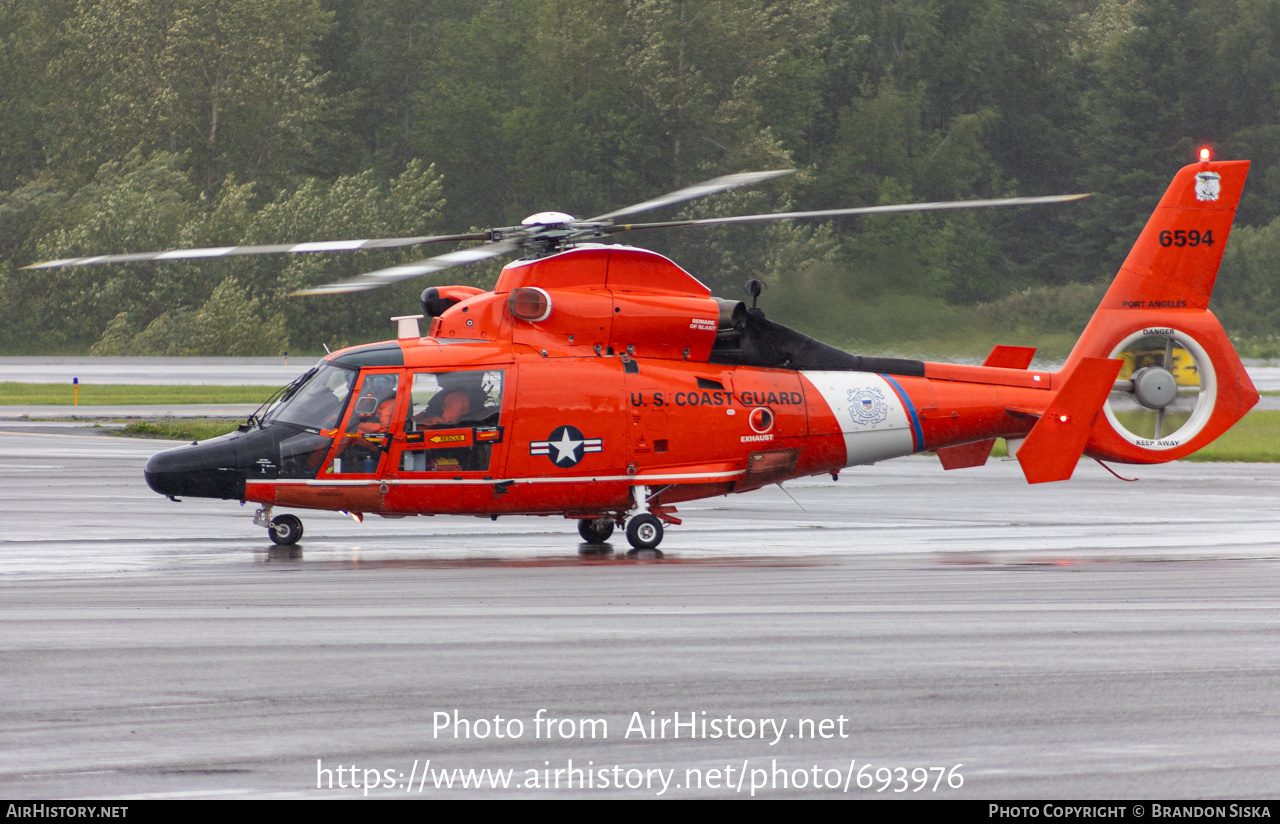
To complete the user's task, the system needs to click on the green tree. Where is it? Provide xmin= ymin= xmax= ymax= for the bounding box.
xmin=17 ymin=152 xmax=198 ymax=350
xmin=621 ymin=0 xmax=832 ymax=187
xmin=0 ymin=0 xmax=78 ymax=191
xmin=1079 ymin=0 xmax=1280 ymax=276
xmin=231 ymin=158 xmax=447 ymax=348
xmin=48 ymin=0 xmax=332 ymax=194
xmin=1213 ymin=215 xmax=1280 ymax=347
xmin=189 ymin=276 xmax=289 ymax=355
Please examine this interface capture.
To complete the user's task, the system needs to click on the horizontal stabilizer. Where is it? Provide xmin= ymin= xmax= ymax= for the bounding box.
xmin=1017 ymin=357 xmax=1123 ymax=484
xmin=982 ymin=345 xmax=1036 ymax=370
xmin=937 ymin=439 xmax=996 ymax=470
xmin=935 ymin=345 xmax=1036 ymax=470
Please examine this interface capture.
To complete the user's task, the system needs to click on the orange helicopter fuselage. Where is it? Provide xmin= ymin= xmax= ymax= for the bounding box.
xmin=238 ymin=246 xmax=1059 ymax=521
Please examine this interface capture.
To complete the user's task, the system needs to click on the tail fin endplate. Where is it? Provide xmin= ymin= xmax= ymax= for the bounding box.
xmin=1016 ymin=357 xmax=1124 ymax=483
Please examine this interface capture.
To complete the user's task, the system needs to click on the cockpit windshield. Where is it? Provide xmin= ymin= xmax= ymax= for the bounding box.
xmin=263 ymin=363 xmax=357 ymax=431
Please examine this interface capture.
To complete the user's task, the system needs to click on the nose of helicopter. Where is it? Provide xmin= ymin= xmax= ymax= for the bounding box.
xmin=144 ymin=436 xmax=247 ymax=500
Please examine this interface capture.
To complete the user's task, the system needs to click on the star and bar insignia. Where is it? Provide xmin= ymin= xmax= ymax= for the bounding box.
xmin=529 ymin=425 xmax=603 ymax=467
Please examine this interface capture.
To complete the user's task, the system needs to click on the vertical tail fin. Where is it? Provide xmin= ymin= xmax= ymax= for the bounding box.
xmin=1061 ymin=159 xmax=1258 ymax=464
xmin=1016 ymin=357 xmax=1124 ymax=482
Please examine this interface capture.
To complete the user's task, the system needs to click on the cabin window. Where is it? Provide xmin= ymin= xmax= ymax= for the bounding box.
xmin=407 ymin=370 xmax=502 ymax=429
xmin=345 ymin=373 xmax=401 ymax=435
xmin=399 ymin=369 xmax=504 ymax=472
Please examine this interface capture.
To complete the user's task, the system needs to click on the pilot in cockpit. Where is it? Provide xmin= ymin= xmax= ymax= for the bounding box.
xmin=352 ymin=373 xmax=398 ymax=434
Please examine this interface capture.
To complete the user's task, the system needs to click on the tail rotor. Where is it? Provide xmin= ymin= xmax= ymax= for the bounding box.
xmin=1106 ymin=328 xmax=1214 ymax=448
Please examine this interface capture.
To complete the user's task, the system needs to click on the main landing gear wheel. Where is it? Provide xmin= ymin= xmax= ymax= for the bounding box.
xmin=578 ymin=517 xmax=615 ymax=544
xmin=625 ymin=514 xmax=664 ymax=550
xmin=269 ymin=514 xmax=303 ymax=546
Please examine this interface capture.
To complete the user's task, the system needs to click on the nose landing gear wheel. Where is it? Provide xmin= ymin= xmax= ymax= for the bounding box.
xmin=625 ymin=514 xmax=664 ymax=550
xmin=269 ymin=514 xmax=303 ymax=546
xmin=578 ymin=517 xmax=615 ymax=544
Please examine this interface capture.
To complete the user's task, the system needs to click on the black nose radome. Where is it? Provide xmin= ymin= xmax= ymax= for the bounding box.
xmin=144 ymin=438 xmax=246 ymax=500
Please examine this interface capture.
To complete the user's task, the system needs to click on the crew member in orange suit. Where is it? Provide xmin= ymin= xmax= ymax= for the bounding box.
xmin=414 ymin=371 xmax=483 ymax=427
xmin=329 ymin=374 xmax=398 ymax=471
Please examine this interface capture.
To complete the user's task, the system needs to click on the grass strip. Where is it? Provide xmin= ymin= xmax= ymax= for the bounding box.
xmin=988 ymin=410 xmax=1280 ymax=461
xmin=1179 ymin=410 xmax=1280 ymax=462
xmin=0 ymin=383 xmax=276 ymax=405
xmin=113 ymin=419 xmax=246 ymax=442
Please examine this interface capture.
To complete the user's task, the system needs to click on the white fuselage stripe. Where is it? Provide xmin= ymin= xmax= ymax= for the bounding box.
xmin=800 ymin=371 xmax=916 ymax=467
xmin=248 ymin=469 xmax=745 ymax=488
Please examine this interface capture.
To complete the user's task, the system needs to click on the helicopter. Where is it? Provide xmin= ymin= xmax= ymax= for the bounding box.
xmin=27 ymin=153 xmax=1259 ymax=550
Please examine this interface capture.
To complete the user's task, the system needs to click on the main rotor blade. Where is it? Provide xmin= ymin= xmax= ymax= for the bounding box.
xmin=22 ymin=232 xmax=490 ymax=270
xmin=292 ymin=240 xmax=520 ymax=295
xmin=602 ymin=193 xmax=1092 ymax=234
xmin=588 ymin=169 xmax=795 ymax=222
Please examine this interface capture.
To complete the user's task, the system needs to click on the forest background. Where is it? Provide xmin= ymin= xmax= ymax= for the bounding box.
xmin=3 ymin=0 xmax=1280 ymax=360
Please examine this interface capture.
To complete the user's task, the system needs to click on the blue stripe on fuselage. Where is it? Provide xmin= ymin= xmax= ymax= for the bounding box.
xmin=880 ymin=374 xmax=922 ymax=452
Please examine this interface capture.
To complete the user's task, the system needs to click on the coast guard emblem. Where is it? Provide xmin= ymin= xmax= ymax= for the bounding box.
xmin=1195 ymin=171 xmax=1220 ymax=202
xmin=847 ymin=387 xmax=889 ymax=426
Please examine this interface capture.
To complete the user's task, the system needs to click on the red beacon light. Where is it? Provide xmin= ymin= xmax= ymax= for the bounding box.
xmin=1199 ymin=147 xmax=1212 ymax=162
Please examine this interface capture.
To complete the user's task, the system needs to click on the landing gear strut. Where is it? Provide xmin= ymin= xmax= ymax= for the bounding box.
xmin=619 ymin=485 xmax=677 ymax=551
xmin=255 ymin=505 xmax=303 ymax=546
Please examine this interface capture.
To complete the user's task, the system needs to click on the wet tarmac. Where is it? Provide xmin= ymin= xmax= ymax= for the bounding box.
xmin=1 ymin=427 xmax=1279 ymax=798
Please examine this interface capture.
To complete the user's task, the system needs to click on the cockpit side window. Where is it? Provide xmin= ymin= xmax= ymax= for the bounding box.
xmin=266 ymin=363 xmax=356 ymax=431
xmin=322 ymin=371 xmax=401 ymax=475
xmin=345 ymin=372 xmax=400 ymax=436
